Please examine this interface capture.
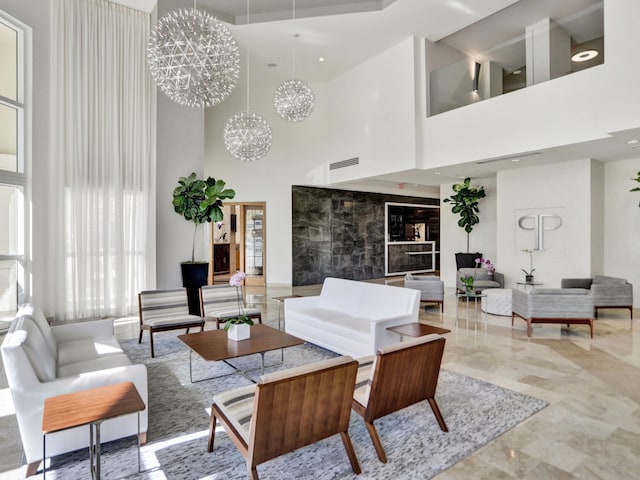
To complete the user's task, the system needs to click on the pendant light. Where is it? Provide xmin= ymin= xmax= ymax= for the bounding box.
xmin=273 ymin=0 xmax=315 ymax=122
xmin=223 ymin=0 xmax=273 ymax=162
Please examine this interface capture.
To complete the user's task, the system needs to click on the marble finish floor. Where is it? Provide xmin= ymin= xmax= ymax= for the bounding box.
xmin=1 ymin=283 xmax=638 ymax=479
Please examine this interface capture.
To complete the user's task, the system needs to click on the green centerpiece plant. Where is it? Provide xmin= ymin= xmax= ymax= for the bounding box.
xmin=631 ymin=171 xmax=640 ymax=207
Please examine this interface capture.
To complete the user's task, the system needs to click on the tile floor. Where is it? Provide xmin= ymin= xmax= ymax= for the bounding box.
xmin=1 ymin=282 xmax=638 ymax=479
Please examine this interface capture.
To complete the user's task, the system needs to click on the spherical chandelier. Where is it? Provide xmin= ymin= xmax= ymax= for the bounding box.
xmin=274 ymin=79 xmax=315 ymax=122
xmin=147 ymin=8 xmax=240 ymax=108
xmin=223 ymin=111 xmax=273 ymax=162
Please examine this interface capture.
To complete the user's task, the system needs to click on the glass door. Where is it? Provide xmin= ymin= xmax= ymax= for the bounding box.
xmin=242 ymin=204 xmax=265 ymax=286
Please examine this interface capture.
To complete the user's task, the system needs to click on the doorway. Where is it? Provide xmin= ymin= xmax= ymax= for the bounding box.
xmin=209 ymin=202 xmax=266 ymax=286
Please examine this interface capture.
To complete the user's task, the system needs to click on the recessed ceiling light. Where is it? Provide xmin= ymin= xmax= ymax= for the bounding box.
xmin=512 ymin=70 xmax=522 ymax=75
xmin=511 ymin=158 xmax=520 ymax=162
xmin=317 ymin=56 xmax=326 ymax=63
xmin=571 ymin=49 xmax=598 ymax=62
xmin=626 ymin=139 xmax=640 ymax=145
xmin=434 ymin=172 xmax=441 ymax=175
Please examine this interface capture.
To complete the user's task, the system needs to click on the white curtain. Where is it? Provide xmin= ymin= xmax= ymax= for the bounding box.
xmin=51 ymin=0 xmax=156 ymax=320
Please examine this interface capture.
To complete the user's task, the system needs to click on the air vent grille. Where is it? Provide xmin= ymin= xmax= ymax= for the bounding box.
xmin=329 ymin=157 xmax=359 ymax=170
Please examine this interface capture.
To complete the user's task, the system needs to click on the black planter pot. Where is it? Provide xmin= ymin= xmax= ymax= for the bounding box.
xmin=181 ymin=262 xmax=209 ymax=316
xmin=455 ymin=252 xmax=483 ymax=270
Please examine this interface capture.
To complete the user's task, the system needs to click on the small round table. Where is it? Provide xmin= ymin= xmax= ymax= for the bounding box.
xmin=516 ymin=281 xmax=543 ymax=292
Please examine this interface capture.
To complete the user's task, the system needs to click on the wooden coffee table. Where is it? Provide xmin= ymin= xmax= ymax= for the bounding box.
xmin=387 ymin=322 xmax=451 ymax=342
xmin=42 ymin=381 xmax=145 ymax=479
xmin=178 ymin=324 xmax=305 ymax=382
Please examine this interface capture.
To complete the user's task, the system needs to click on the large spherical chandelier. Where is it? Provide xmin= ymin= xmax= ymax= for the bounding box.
xmin=223 ymin=111 xmax=273 ymax=162
xmin=147 ymin=8 xmax=240 ymax=108
xmin=274 ymin=78 xmax=315 ymax=122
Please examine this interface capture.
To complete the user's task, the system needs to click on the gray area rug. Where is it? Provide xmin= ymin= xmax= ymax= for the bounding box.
xmin=44 ymin=332 xmax=548 ymax=479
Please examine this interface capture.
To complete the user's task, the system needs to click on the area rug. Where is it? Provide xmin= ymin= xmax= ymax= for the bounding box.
xmin=44 ymin=333 xmax=548 ymax=479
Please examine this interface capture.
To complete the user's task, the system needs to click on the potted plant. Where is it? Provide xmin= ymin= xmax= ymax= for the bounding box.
xmin=443 ymin=177 xmax=486 ymax=268
xmin=224 ymin=271 xmax=254 ymax=341
xmin=172 ymin=173 xmax=236 ymax=315
xmin=521 ymin=248 xmax=535 ymax=282
xmin=460 ymin=258 xmax=494 ymax=294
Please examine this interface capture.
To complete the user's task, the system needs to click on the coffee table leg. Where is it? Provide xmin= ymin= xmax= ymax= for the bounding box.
xmin=42 ymin=435 xmax=46 ymax=479
xmin=95 ymin=422 xmax=101 ymax=480
xmin=260 ymin=352 xmax=266 ymax=374
xmin=137 ymin=412 xmax=141 ymax=473
xmin=89 ymin=422 xmax=94 ymax=479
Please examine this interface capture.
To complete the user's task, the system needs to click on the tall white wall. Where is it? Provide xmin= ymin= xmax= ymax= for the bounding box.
xmin=496 ymin=159 xmax=593 ymax=289
xmin=603 ymin=157 xmax=640 ymax=306
xmin=440 ymin=177 xmax=496 ymax=287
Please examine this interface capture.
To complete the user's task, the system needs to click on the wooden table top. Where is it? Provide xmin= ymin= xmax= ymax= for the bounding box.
xmin=42 ymin=382 xmax=145 ymax=434
xmin=272 ymin=295 xmax=302 ymax=302
xmin=178 ymin=324 xmax=305 ymax=362
xmin=387 ymin=323 xmax=451 ymax=337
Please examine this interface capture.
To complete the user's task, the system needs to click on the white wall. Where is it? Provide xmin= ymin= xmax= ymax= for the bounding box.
xmin=496 ymin=159 xmax=593 ymax=289
xmin=603 ymin=157 xmax=640 ymax=306
xmin=327 ymin=37 xmax=418 ymax=184
xmin=440 ymin=177 xmax=497 ymax=287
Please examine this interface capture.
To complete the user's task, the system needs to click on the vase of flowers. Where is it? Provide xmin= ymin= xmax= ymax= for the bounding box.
xmin=521 ymin=249 xmax=535 ymax=283
xmin=225 ymin=271 xmax=254 ymax=341
xmin=460 ymin=258 xmax=494 ymax=294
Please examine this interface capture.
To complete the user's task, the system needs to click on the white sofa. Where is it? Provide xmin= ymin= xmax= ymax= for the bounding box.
xmin=284 ymin=277 xmax=420 ymax=358
xmin=1 ymin=304 xmax=148 ymax=475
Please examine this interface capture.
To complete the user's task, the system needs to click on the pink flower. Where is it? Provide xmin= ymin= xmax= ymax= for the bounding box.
xmin=229 ymin=271 xmax=246 ymax=287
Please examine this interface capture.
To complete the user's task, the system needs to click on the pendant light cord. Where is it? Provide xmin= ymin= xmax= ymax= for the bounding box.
xmin=292 ymin=0 xmax=296 ymax=78
xmin=246 ymin=0 xmax=251 ymax=111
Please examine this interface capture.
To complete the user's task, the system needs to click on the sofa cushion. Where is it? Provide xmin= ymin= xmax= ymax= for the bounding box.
xmin=459 ymin=267 xmax=493 ymax=281
xmin=213 ymin=384 xmax=257 ymax=443
xmin=56 ymin=353 xmax=132 ymax=377
xmin=531 ymin=288 xmax=589 ymax=295
xmin=287 ymin=307 xmax=371 ymax=343
xmin=405 ymin=274 xmax=440 ymax=281
xmin=141 ymin=314 xmax=203 ymax=328
xmin=9 ymin=316 xmax=57 ymax=381
xmin=17 ymin=303 xmax=57 ymax=357
xmin=57 ymin=336 xmax=124 ymax=366
xmin=593 ymin=275 xmax=628 ymax=285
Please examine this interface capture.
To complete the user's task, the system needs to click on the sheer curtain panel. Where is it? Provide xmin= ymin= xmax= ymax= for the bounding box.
xmin=51 ymin=0 xmax=156 ymax=320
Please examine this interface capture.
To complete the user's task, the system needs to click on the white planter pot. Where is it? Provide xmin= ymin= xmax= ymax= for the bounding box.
xmin=228 ymin=323 xmax=250 ymax=341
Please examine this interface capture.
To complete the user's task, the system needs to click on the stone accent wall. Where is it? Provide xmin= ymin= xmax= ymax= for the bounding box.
xmin=292 ymin=186 xmax=439 ymax=286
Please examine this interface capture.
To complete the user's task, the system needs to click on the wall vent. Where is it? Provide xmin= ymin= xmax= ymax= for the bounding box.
xmin=329 ymin=157 xmax=359 ymax=170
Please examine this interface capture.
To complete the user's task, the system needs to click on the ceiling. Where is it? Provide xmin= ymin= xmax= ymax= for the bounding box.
xmin=127 ymin=0 xmax=635 ymax=191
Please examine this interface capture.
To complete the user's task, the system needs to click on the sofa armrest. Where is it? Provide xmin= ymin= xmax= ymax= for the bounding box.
xmin=493 ymin=272 xmax=504 ymax=288
xmin=51 ymin=318 xmax=115 ymax=342
xmin=591 ymin=282 xmax=633 ymax=305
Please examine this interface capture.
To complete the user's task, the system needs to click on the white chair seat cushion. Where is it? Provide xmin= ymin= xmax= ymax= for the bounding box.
xmin=354 ymin=357 xmax=375 ymax=408
xmin=481 ymin=288 xmax=513 ymax=316
xmin=57 ymin=353 xmax=133 ymax=377
xmin=57 ymin=336 xmax=124 ymax=366
xmin=142 ymin=314 xmax=202 ymax=327
xmin=213 ymin=384 xmax=257 ymax=444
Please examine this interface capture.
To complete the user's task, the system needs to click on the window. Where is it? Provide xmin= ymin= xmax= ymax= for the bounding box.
xmin=0 ymin=13 xmax=27 ymax=328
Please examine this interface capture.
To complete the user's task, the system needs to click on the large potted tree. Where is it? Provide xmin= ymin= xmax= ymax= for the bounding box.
xmin=173 ymin=173 xmax=236 ymax=315
xmin=443 ymin=177 xmax=486 ymax=269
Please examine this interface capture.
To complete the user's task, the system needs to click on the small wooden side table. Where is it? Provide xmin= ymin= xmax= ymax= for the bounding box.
xmin=42 ymin=381 xmax=145 ymax=479
xmin=387 ymin=323 xmax=451 ymax=342
xmin=272 ymin=295 xmax=302 ymax=330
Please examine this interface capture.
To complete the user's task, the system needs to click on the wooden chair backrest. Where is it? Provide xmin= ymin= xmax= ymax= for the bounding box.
xmin=365 ymin=336 xmax=445 ymax=422
xmin=199 ymin=284 xmax=241 ymax=316
xmin=249 ymin=357 xmax=358 ymax=466
xmin=138 ymin=288 xmax=190 ymax=325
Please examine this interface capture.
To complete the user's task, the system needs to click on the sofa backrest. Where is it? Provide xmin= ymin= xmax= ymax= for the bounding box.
xmin=531 ymin=288 xmax=589 ymax=295
xmin=458 ymin=267 xmax=493 ymax=281
xmin=17 ymin=303 xmax=57 ymax=357
xmin=1 ymin=315 xmax=57 ymax=383
xmin=593 ymin=275 xmax=628 ymax=285
xmin=318 ymin=277 xmax=419 ymax=319
xmin=139 ymin=288 xmax=191 ymax=323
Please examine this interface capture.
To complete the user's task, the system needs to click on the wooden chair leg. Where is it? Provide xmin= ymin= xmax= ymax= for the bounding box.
xmin=138 ymin=328 xmax=143 ymax=344
xmin=340 ymin=431 xmax=361 ymax=474
xmin=150 ymin=330 xmax=155 ymax=358
xmin=186 ymin=327 xmax=190 ymax=334
xmin=207 ymin=409 xmax=217 ymax=452
xmin=527 ymin=320 xmax=532 ymax=337
xmin=25 ymin=461 xmax=40 ymax=477
xmin=247 ymin=462 xmax=259 ymax=480
xmin=427 ymin=397 xmax=449 ymax=432
xmin=589 ymin=320 xmax=594 ymax=338
xmin=364 ymin=421 xmax=387 ymax=463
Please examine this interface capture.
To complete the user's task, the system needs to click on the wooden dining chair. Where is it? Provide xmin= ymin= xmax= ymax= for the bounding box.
xmin=352 ymin=334 xmax=448 ymax=463
xmin=208 ymin=356 xmax=361 ymax=480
